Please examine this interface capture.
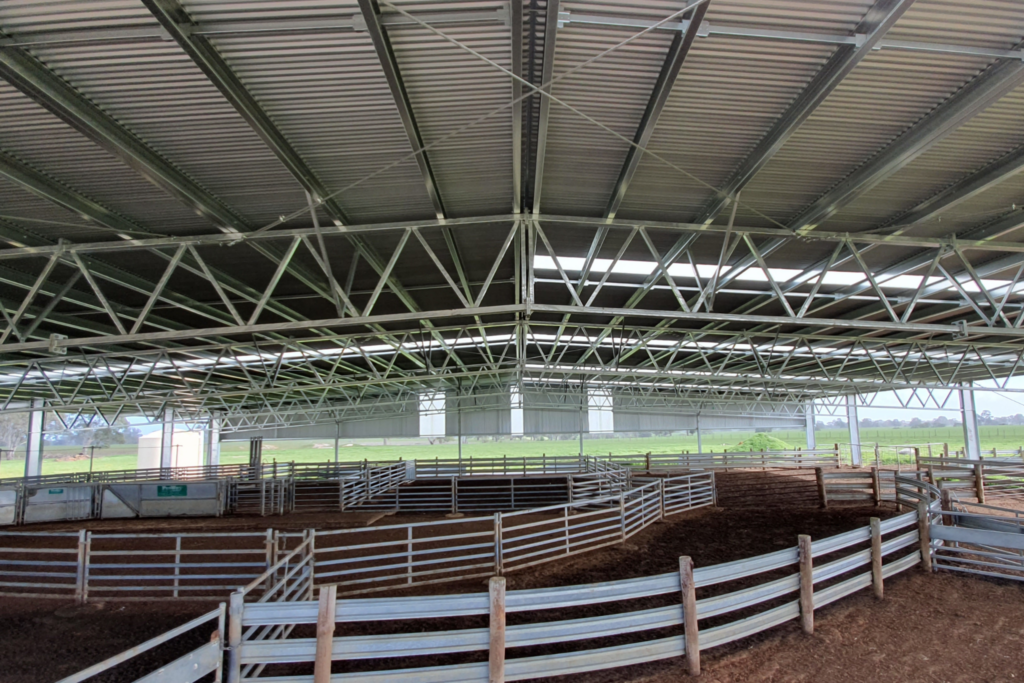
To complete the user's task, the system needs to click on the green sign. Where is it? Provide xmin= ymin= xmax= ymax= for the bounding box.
xmin=157 ymin=484 xmax=187 ymax=497
xmin=48 ymin=488 xmax=64 ymax=494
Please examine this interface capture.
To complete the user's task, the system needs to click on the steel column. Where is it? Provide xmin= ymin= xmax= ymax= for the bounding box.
xmin=23 ymin=398 xmax=44 ymax=478
xmin=206 ymin=413 xmax=221 ymax=467
xmin=846 ymin=395 xmax=862 ymax=467
xmin=959 ymin=384 xmax=982 ymax=460
xmin=805 ymin=401 xmax=817 ymax=451
xmin=161 ymin=406 xmax=175 ymax=469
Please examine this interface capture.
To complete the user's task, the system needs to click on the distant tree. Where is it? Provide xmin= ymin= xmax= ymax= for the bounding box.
xmin=0 ymin=412 xmax=28 ymax=458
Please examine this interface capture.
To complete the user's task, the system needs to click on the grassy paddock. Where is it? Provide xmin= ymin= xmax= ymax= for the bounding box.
xmin=3 ymin=426 xmax=1023 ymax=478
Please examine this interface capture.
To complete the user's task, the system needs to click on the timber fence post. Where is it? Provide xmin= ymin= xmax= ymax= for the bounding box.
xmin=918 ymin=501 xmax=932 ymax=572
xmin=798 ymin=534 xmax=814 ymax=634
xmin=494 ymin=512 xmax=503 ymax=575
xmin=871 ymin=467 xmax=881 ymax=506
xmin=974 ymin=462 xmax=986 ymax=504
xmin=75 ymin=529 xmax=87 ymax=604
xmin=815 ymin=468 xmax=827 ymax=509
xmin=227 ymin=591 xmax=243 ymax=683
xmin=489 ymin=576 xmax=506 ymax=683
xmin=870 ymin=517 xmax=883 ymax=599
xmin=314 ymin=585 xmax=337 ymax=683
xmin=620 ymin=493 xmax=626 ymax=541
xmin=679 ymin=556 xmax=699 ymax=676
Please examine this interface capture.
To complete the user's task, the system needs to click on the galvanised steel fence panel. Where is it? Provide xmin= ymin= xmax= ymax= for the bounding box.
xmin=227 ymin=509 xmax=923 ymax=683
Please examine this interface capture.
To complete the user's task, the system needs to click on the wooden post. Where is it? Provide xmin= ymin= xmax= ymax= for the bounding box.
xmin=489 ymin=577 xmax=506 ymax=683
xmin=494 ymin=513 xmax=503 ymax=575
xmin=227 ymin=591 xmax=243 ymax=683
xmin=974 ymin=462 xmax=986 ymax=504
xmin=75 ymin=529 xmax=88 ymax=605
xmin=620 ymin=494 xmax=626 ymax=541
xmin=873 ymin=442 xmax=880 ymax=468
xmin=173 ymin=536 xmax=182 ymax=598
xmin=871 ymin=467 xmax=881 ymax=506
xmin=679 ymin=556 xmax=700 ymax=676
xmin=870 ymin=517 xmax=883 ymax=599
xmin=815 ymin=468 xmax=827 ymax=509
xmin=263 ymin=528 xmax=274 ymax=591
xmin=942 ymin=442 xmax=949 ymax=458
xmin=407 ymin=526 xmax=414 ymax=585
xmin=798 ymin=534 xmax=814 ymax=634
xmin=917 ymin=501 xmax=932 ymax=572
xmin=314 ymin=585 xmax=338 ymax=683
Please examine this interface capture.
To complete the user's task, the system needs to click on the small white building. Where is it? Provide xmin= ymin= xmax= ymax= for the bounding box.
xmin=137 ymin=430 xmax=205 ymax=470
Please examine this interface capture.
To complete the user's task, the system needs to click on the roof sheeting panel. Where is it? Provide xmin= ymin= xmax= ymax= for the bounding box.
xmin=824 ymin=84 xmax=1024 ymax=233
xmin=0 ymin=176 xmax=99 ymax=243
xmin=540 ymin=23 xmax=674 ymax=216
xmin=185 ymin=0 xmax=439 ymax=223
xmin=617 ymin=36 xmax=836 ymax=223
xmin=737 ymin=50 xmax=996 ymax=230
xmin=0 ymin=82 xmax=212 ymax=239
xmin=884 ymin=0 xmax=1024 ymax=50
xmin=17 ymin=33 xmax=308 ymax=228
xmin=388 ymin=0 xmax=514 ymax=218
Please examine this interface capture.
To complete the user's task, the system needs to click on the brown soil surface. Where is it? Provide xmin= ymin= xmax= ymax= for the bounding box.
xmin=5 ymin=473 xmax=1024 ymax=683
xmin=546 ymin=571 xmax=1024 ymax=683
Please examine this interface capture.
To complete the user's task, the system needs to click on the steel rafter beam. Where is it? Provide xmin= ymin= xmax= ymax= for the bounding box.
xmin=0 ymin=151 xmax=144 ymax=239
xmin=605 ymin=1 xmax=708 ymax=220
xmin=529 ymin=0 xmax=560 ymax=215
xmin=357 ymin=0 xmax=446 ymax=220
xmin=884 ymin=145 xmax=1024 ymax=231
xmin=141 ymin=0 xmax=350 ymax=226
xmin=791 ymin=55 xmax=1024 ymax=233
xmin=0 ymin=46 xmax=247 ymax=234
xmin=511 ymin=0 xmax=524 ymax=213
xmin=7 ymin=213 xmax=1024 ymax=262
xmin=693 ymin=0 xmax=916 ymax=225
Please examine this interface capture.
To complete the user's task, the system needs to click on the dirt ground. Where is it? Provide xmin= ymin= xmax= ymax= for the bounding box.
xmin=4 ymin=480 xmax=1024 ymax=682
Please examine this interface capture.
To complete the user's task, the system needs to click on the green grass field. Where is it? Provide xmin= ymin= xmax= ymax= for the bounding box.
xmin=3 ymin=425 xmax=1022 ymax=478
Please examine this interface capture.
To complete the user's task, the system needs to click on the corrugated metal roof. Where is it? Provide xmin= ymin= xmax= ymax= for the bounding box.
xmin=738 ymin=50 xmax=996 ymax=228
xmin=540 ymin=22 xmax=673 ymax=216
xmin=0 ymin=81 xmax=212 ymax=238
xmin=388 ymin=0 xmax=515 ymax=217
xmin=22 ymin=37 xmax=307 ymax=227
